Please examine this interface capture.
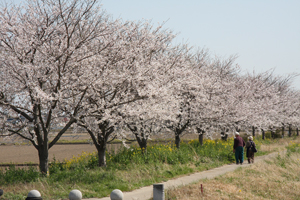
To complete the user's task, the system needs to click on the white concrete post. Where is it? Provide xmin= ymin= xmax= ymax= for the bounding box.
xmin=25 ymin=190 xmax=42 ymax=200
xmin=69 ymin=189 xmax=82 ymax=200
xmin=153 ymin=184 xmax=164 ymax=200
xmin=110 ymin=189 xmax=123 ymax=200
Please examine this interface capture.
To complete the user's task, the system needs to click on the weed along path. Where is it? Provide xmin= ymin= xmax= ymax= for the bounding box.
xmin=84 ymin=151 xmax=284 ymax=200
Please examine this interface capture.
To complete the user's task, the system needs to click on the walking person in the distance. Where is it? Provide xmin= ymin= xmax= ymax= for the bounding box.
xmin=245 ymin=136 xmax=257 ymax=164
xmin=233 ymin=132 xmax=245 ymax=165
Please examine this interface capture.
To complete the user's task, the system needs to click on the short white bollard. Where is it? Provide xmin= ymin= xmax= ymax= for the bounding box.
xmin=69 ymin=189 xmax=82 ymax=200
xmin=26 ymin=190 xmax=42 ymax=200
xmin=110 ymin=189 xmax=123 ymax=200
xmin=153 ymin=184 xmax=164 ymax=200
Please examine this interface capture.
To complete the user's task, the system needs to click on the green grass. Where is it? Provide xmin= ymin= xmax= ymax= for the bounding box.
xmin=0 ymin=137 xmax=292 ymax=199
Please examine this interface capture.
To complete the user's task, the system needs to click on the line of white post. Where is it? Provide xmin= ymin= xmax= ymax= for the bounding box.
xmin=0 ymin=184 xmax=165 ymax=200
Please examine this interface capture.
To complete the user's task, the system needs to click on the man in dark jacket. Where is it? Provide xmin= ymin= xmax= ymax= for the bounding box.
xmin=233 ymin=132 xmax=245 ymax=164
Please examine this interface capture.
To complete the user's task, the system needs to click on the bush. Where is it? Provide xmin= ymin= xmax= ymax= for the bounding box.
xmin=0 ymin=165 xmax=40 ymax=185
xmin=286 ymin=140 xmax=300 ymax=153
xmin=265 ymin=131 xmax=282 ymax=139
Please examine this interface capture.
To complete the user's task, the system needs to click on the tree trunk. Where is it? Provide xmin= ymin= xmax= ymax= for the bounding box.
xmin=282 ymin=126 xmax=285 ymax=138
xmin=96 ymin=131 xmax=109 ymax=167
xmin=220 ymin=131 xmax=224 ymax=140
xmin=175 ymin=134 xmax=181 ymax=149
xmin=224 ymin=134 xmax=228 ymax=141
xmin=97 ymin=145 xmax=106 ymax=167
xmin=198 ymin=133 xmax=203 ymax=146
xmin=297 ymin=128 xmax=299 ymax=136
xmin=127 ymin=124 xmax=148 ymax=154
xmin=96 ymin=120 xmax=114 ymax=167
xmin=136 ymin=135 xmax=147 ymax=154
xmin=288 ymin=124 xmax=292 ymax=137
xmin=36 ymin=118 xmax=75 ymax=174
xmin=271 ymin=130 xmax=275 ymax=139
xmin=220 ymin=131 xmax=228 ymax=141
xmin=38 ymin=145 xmax=49 ymax=175
xmin=252 ymin=126 xmax=255 ymax=137
xmin=261 ymin=129 xmax=265 ymax=140
xmin=196 ymin=128 xmax=204 ymax=145
xmin=83 ymin=120 xmax=114 ymax=168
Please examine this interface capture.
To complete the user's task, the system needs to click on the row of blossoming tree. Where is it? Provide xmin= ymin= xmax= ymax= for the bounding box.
xmin=0 ymin=0 xmax=299 ymax=174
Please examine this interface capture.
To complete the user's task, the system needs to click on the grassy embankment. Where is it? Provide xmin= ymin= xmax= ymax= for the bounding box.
xmin=0 ymin=135 xmax=298 ymax=199
xmin=165 ymin=137 xmax=300 ymax=200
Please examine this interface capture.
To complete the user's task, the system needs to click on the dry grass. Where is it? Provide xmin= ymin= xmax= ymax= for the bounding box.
xmin=165 ymin=143 xmax=300 ymax=200
xmin=259 ymin=137 xmax=294 ymax=152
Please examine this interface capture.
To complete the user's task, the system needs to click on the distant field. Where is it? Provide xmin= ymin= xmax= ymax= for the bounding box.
xmin=0 ymin=131 xmax=201 ymax=165
xmin=0 ymin=144 xmax=96 ymax=164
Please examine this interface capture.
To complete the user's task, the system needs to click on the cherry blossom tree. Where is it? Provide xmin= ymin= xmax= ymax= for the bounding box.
xmin=165 ymin=89 xmax=194 ymax=148
xmin=125 ymin=114 xmax=164 ymax=153
xmin=0 ymin=0 xmax=117 ymax=174
xmin=165 ymin=50 xmax=241 ymax=146
xmin=216 ymin=70 xmax=299 ymax=139
xmin=264 ymin=74 xmax=300 ymax=137
xmin=191 ymin=55 xmax=241 ymax=139
xmin=74 ymin=20 xmax=180 ymax=166
xmin=154 ymin=46 xmax=202 ymax=148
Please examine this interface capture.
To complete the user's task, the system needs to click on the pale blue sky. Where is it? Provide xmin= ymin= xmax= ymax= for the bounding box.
xmin=101 ymin=0 xmax=300 ymax=89
xmin=5 ymin=0 xmax=300 ymax=89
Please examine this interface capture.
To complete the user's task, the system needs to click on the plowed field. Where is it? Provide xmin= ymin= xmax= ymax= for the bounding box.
xmin=0 ymin=143 xmax=97 ymax=164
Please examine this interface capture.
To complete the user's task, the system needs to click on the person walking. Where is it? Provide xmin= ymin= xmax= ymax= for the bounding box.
xmin=233 ymin=132 xmax=245 ymax=165
xmin=245 ymin=136 xmax=256 ymax=164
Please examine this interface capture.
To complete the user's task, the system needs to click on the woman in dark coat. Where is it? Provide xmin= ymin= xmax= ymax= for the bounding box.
xmin=245 ymin=136 xmax=256 ymax=164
